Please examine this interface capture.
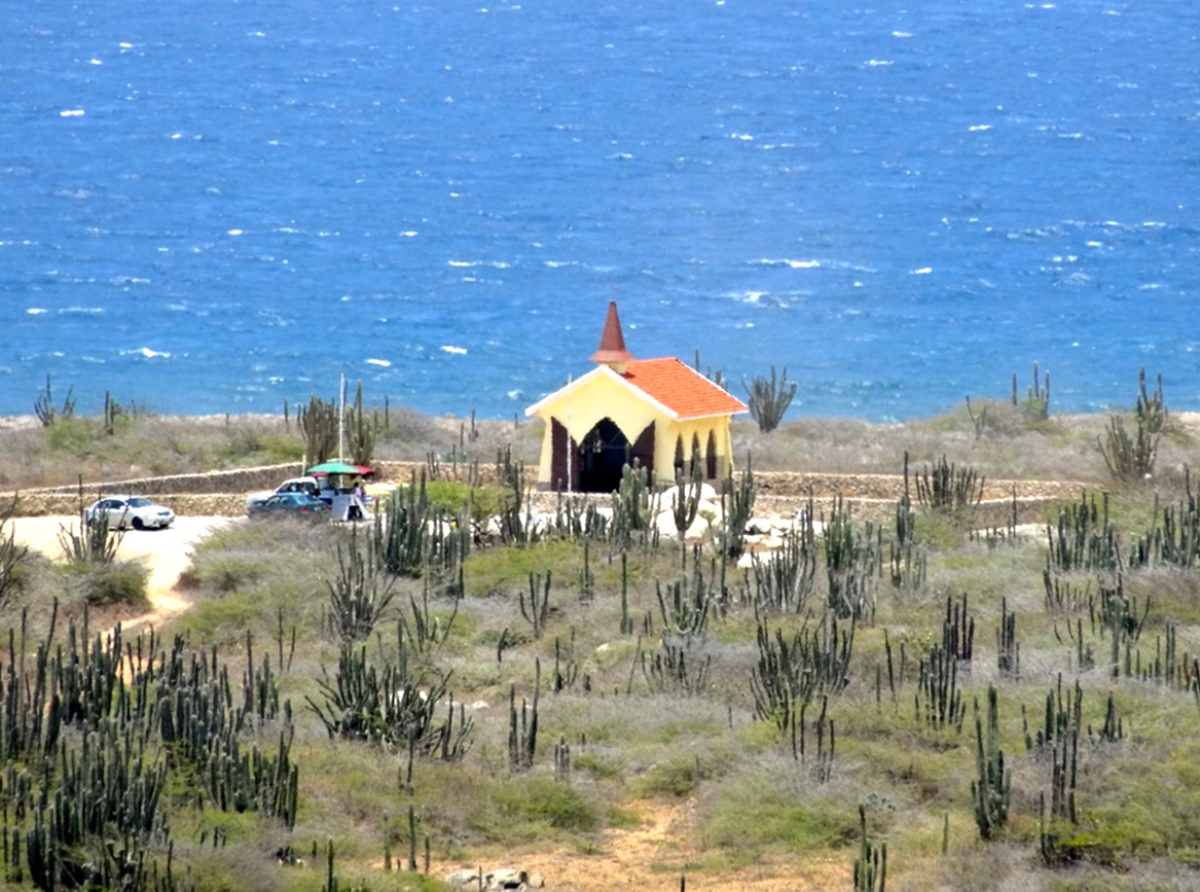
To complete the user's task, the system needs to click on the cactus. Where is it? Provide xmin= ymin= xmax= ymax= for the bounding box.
xmin=611 ymin=462 xmax=652 ymax=548
xmin=965 ymin=395 xmax=988 ymax=440
xmin=971 ymin=686 xmax=1011 ymax=840
xmin=853 ymin=804 xmax=888 ymax=892
xmin=744 ymin=365 xmax=797 ymax=433
xmin=103 ymin=390 xmax=124 ymax=436
xmin=823 ymin=496 xmax=879 ymax=622
xmin=997 ymin=596 xmax=1019 ymax=678
xmin=373 ymin=471 xmax=432 ymax=577
xmin=913 ymin=453 xmax=984 ymax=513
xmin=554 ymin=734 xmax=571 ymax=783
xmin=915 ymin=643 xmax=966 ymax=733
xmin=750 ymin=613 xmax=854 ymax=733
xmin=298 ymin=394 xmax=339 ymax=465
xmin=1012 ymin=362 xmax=1050 ymax=421
xmin=0 ymin=500 xmax=29 ymax=610
xmin=306 ymin=637 xmax=471 ymax=758
xmin=400 ymin=580 xmax=459 ymax=655
xmin=1098 ymin=413 xmax=1159 ymax=480
xmin=1046 ymin=490 xmax=1121 ymax=573
xmin=641 ymin=638 xmax=712 ymax=696
xmin=1128 ymin=469 xmax=1200 ymax=569
xmin=1136 ymin=367 xmax=1167 ymax=434
xmin=719 ymin=457 xmax=757 ymax=559
xmin=520 ymin=571 xmax=552 ymax=640
xmin=33 ymin=374 xmax=76 ymax=427
xmin=326 ymin=525 xmax=396 ymax=642
xmin=655 ymin=564 xmax=711 ymax=639
xmin=58 ymin=481 xmax=123 ymax=566
xmin=508 ymin=659 xmax=541 ymax=772
xmin=345 ymin=380 xmax=376 ymax=466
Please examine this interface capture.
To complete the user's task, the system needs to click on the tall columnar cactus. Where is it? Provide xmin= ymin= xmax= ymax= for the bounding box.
xmin=33 ymin=374 xmax=75 ymax=427
xmin=345 ymin=380 xmax=376 ymax=466
xmin=750 ymin=613 xmax=854 ymax=733
xmin=671 ymin=465 xmax=703 ymax=547
xmin=1098 ymin=414 xmax=1159 ymax=480
xmin=326 ymin=525 xmax=396 ymax=642
xmin=0 ymin=500 xmax=28 ymax=610
xmin=853 ymin=804 xmax=888 ymax=892
xmin=298 ymin=394 xmax=339 ymax=464
xmin=915 ymin=643 xmax=965 ymax=732
xmin=971 ymin=686 xmax=1011 ymax=840
xmin=914 ymin=454 xmax=984 ymax=513
xmin=611 ymin=462 xmax=652 ymax=548
xmin=744 ymin=365 xmax=797 ymax=433
xmin=1013 ymin=361 xmax=1050 ymax=420
xmin=508 ymin=659 xmax=541 ymax=772
xmin=1136 ymin=367 xmax=1167 ymax=434
xmin=997 ymin=596 xmax=1019 ymax=678
xmin=520 ymin=571 xmax=552 ymax=640
xmin=497 ymin=446 xmax=532 ymax=545
xmin=373 ymin=472 xmax=432 ymax=577
xmin=720 ymin=457 xmax=757 ymax=559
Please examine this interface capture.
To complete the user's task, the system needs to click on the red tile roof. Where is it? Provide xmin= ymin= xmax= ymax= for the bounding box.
xmin=623 ymin=358 xmax=747 ymax=419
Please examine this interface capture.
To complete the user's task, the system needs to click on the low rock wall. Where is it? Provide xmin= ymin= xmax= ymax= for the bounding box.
xmin=25 ymin=464 xmax=304 ymax=497
xmin=2 ymin=463 xmax=1085 ymax=520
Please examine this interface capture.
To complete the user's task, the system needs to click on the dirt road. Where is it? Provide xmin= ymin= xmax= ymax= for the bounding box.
xmin=10 ymin=515 xmax=236 ymax=633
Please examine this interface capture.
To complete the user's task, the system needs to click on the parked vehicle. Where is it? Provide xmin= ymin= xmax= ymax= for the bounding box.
xmin=247 ymin=493 xmax=331 ymax=520
xmin=84 ymin=496 xmax=176 ymax=531
xmin=244 ymin=476 xmax=329 ymax=510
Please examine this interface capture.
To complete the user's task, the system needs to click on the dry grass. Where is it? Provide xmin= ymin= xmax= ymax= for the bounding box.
xmin=4 ymin=404 xmax=1200 ymax=890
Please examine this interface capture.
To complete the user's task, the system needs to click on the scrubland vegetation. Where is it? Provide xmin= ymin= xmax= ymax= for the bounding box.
xmin=2 ymin=373 xmax=1200 ymax=891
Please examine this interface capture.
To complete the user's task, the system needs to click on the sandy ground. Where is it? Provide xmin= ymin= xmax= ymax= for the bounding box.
xmin=10 ymin=515 xmax=235 ymax=634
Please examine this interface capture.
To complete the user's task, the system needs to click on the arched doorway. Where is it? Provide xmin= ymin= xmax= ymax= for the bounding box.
xmin=578 ymin=418 xmax=631 ymax=493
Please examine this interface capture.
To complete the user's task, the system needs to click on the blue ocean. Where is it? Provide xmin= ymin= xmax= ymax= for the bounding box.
xmin=2 ymin=0 xmax=1197 ymax=422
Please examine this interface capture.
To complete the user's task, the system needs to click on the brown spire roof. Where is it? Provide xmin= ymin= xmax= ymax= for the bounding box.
xmin=589 ymin=301 xmax=635 ymax=364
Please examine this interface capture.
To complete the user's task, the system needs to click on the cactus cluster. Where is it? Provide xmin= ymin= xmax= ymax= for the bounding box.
xmin=823 ymin=496 xmax=879 ymax=621
xmin=0 ymin=603 xmax=296 ymax=891
xmin=744 ymin=366 xmax=796 ymax=433
xmin=750 ymin=613 xmax=853 ymax=734
xmin=971 ymin=686 xmax=1011 ymax=840
xmin=306 ymin=636 xmax=471 ymax=759
xmin=911 ymin=452 xmax=984 ymax=514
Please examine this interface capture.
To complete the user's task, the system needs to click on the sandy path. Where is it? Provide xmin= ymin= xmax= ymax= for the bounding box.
xmin=10 ymin=515 xmax=236 ymax=633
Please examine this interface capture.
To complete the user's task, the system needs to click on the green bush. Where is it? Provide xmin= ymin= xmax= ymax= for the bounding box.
xmin=81 ymin=559 xmax=150 ymax=609
xmin=634 ymin=754 xmax=709 ymax=798
xmin=256 ymin=433 xmax=305 ymax=463
xmin=423 ymin=480 xmax=511 ymax=524
xmin=490 ymin=775 xmax=602 ymax=837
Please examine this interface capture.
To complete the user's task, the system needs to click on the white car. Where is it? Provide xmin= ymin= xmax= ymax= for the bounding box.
xmin=85 ymin=496 xmax=176 ymax=531
xmin=245 ymin=476 xmax=327 ymax=510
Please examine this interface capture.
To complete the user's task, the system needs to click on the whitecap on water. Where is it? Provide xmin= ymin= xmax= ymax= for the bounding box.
xmin=59 ymin=109 xmax=85 ymax=117
xmin=26 ymin=308 xmax=46 ymax=315
xmin=911 ymin=267 xmax=932 ymax=275
xmin=123 ymin=347 xmax=171 ymax=359
xmin=441 ymin=346 xmax=467 ymax=355
xmin=366 ymin=358 xmax=392 ymax=367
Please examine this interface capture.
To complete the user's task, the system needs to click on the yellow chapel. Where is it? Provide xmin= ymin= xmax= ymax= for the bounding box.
xmin=525 ymin=302 xmax=748 ymax=492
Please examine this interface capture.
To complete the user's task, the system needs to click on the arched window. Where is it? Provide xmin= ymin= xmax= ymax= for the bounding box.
xmin=706 ymin=430 xmax=718 ymax=479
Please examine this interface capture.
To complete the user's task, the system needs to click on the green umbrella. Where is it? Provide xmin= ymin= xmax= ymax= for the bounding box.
xmin=306 ymin=461 xmax=362 ymax=476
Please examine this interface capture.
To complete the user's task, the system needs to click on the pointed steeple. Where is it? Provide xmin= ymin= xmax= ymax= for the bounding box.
xmin=589 ymin=301 xmax=635 ymax=372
